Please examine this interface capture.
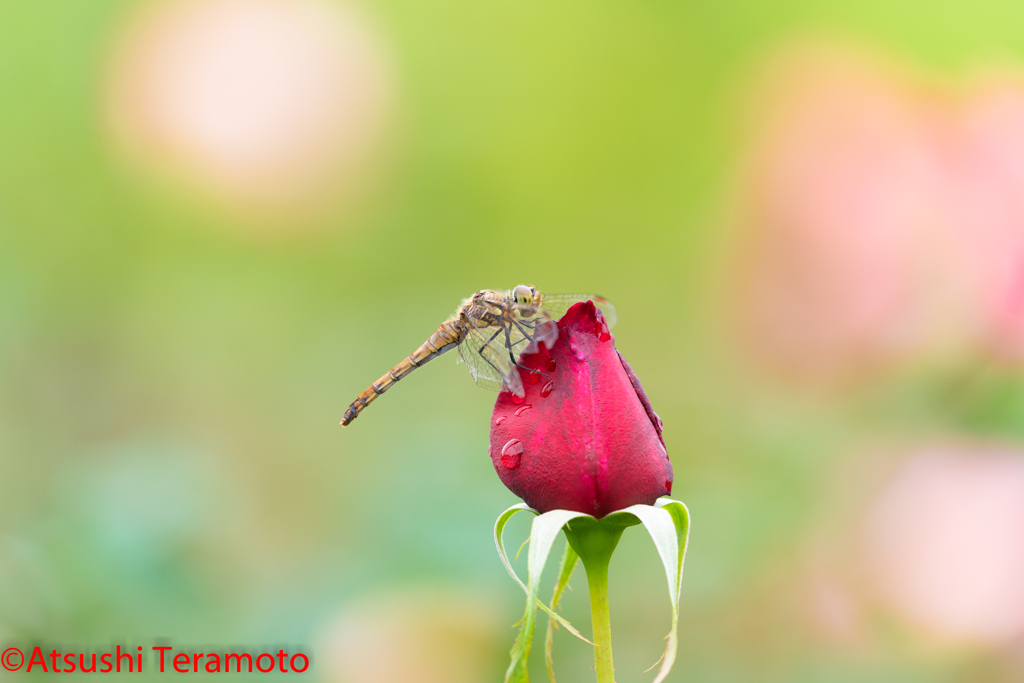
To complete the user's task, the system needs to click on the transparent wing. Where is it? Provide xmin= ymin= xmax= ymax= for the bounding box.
xmin=536 ymin=293 xmax=617 ymax=329
xmin=506 ymin=316 xmax=535 ymax=357
xmin=457 ymin=323 xmax=516 ymax=392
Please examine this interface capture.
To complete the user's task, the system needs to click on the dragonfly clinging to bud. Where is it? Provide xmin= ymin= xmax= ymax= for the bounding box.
xmin=340 ymin=285 xmax=616 ymax=426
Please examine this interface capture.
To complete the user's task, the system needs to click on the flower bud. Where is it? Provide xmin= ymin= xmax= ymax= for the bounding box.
xmin=489 ymin=302 xmax=672 ymax=517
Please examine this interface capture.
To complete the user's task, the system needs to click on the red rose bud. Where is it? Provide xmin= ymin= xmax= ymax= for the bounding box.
xmin=489 ymin=301 xmax=673 ymax=517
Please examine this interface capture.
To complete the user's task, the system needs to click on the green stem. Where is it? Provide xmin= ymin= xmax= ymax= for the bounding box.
xmin=585 ymin=551 xmax=615 ymax=683
xmin=564 ymin=517 xmax=630 ymax=683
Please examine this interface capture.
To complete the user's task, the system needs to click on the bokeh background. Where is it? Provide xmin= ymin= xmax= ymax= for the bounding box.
xmin=4 ymin=0 xmax=1024 ymax=681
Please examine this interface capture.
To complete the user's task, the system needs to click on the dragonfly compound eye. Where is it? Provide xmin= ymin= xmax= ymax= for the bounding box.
xmin=513 ymin=285 xmax=532 ymax=306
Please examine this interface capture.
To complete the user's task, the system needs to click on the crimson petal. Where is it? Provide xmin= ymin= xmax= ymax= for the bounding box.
xmin=489 ymin=301 xmax=673 ymax=517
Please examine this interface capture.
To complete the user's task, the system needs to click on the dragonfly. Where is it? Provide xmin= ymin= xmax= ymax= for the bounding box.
xmin=340 ymin=285 xmax=616 ymax=426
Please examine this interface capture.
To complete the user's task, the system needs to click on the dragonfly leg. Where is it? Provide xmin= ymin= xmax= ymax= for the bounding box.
xmin=504 ymin=326 xmax=549 ymax=381
xmin=463 ymin=315 xmax=520 ymax=385
xmin=475 ymin=326 xmax=506 ymax=378
xmin=514 ymin=317 xmax=559 ymax=357
xmin=479 ymin=325 xmax=503 ymax=349
xmin=509 ymin=323 xmax=536 ymax=349
xmin=511 ymin=319 xmax=537 ymax=343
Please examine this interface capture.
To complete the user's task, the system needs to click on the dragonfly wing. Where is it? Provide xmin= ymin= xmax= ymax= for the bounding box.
xmin=505 ymin=317 xmax=535 ymax=358
xmin=537 ymin=293 xmax=617 ymax=329
xmin=457 ymin=324 xmax=516 ymax=392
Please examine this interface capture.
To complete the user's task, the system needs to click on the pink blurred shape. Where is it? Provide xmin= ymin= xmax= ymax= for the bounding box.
xmin=737 ymin=50 xmax=946 ymax=381
xmin=952 ymin=81 xmax=1024 ymax=361
xmin=861 ymin=446 xmax=1024 ymax=646
xmin=734 ymin=47 xmax=1024 ymax=381
xmin=105 ymin=0 xmax=393 ymax=222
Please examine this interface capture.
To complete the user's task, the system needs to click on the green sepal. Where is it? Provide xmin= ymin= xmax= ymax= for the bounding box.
xmin=604 ymin=498 xmax=691 ymax=683
xmin=494 ymin=505 xmax=594 ymax=683
xmin=494 ymin=499 xmax=690 ymax=683
xmin=493 ymin=505 xmax=592 ymax=642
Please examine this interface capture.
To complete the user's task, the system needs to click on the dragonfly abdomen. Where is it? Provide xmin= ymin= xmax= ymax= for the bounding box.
xmin=340 ymin=319 xmax=465 ymax=426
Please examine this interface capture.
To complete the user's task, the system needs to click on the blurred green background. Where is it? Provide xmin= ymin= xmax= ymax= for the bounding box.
xmin=5 ymin=0 xmax=1024 ymax=681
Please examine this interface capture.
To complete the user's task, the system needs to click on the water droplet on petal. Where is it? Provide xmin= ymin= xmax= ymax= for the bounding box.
xmin=494 ymin=416 xmax=506 ymax=426
xmin=511 ymin=392 xmax=526 ymax=405
xmin=501 ymin=439 xmax=523 ymax=468
xmin=665 ymin=479 xmax=672 ymax=495
xmin=529 ymin=372 xmax=541 ymax=384
xmin=546 ymin=357 xmax=557 ymax=372
xmin=514 ymin=404 xmax=532 ymax=417
xmin=540 ymin=381 xmax=553 ymax=398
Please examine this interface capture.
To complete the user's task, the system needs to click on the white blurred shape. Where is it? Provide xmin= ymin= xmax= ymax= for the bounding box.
xmin=317 ymin=590 xmax=500 ymax=683
xmin=107 ymin=0 xmax=392 ymax=218
xmin=861 ymin=447 xmax=1024 ymax=646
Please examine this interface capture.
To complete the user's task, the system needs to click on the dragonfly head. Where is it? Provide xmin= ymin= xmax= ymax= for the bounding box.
xmin=512 ymin=284 xmax=540 ymax=313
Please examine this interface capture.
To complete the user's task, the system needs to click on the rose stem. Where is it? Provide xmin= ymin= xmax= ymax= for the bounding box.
xmin=563 ymin=517 xmax=629 ymax=683
xmin=586 ymin=552 xmax=615 ymax=682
